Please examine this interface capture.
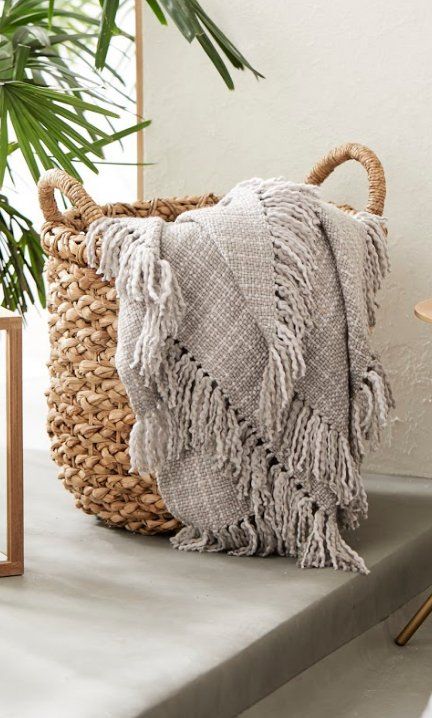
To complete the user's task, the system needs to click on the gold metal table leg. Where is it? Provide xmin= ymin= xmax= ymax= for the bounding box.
xmin=395 ymin=593 xmax=432 ymax=646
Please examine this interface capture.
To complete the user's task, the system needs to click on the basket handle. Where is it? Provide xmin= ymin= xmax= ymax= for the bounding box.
xmin=39 ymin=144 xmax=385 ymax=225
xmin=304 ymin=142 xmax=386 ymax=216
xmin=38 ymin=168 xmax=105 ymax=225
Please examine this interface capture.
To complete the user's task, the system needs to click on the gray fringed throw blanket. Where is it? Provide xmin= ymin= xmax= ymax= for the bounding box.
xmin=87 ymin=179 xmax=393 ymax=573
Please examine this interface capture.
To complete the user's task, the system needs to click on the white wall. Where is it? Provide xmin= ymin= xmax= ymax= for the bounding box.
xmin=142 ymin=0 xmax=432 ymax=478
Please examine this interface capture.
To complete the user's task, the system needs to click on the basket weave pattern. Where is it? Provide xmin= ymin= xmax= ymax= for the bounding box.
xmin=39 ymin=143 xmax=385 ymax=534
xmin=41 ymin=196 xmax=217 ymax=534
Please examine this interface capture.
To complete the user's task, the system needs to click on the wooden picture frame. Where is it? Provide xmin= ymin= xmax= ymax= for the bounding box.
xmin=0 ymin=309 xmax=23 ymax=577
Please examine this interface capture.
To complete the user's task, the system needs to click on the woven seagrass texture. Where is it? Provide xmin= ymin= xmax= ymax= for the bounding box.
xmin=38 ymin=143 xmax=385 ymax=534
xmin=41 ymin=194 xmax=218 ymax=534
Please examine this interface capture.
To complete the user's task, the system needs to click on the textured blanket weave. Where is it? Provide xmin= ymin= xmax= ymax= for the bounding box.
xmin=87 ymin=179 xmax=393 ymax=573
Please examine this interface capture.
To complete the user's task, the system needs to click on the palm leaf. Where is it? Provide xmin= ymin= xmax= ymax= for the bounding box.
xmin=146 ymin=0 xmax=167 ymax=25
xmin=190 ymin=0 xmax=263 ymax=79
xmin=95 ymin=0 xmax=120 ymax=69
xmin=96 ymin=0 xmax=262 ymax=88
xmin=0 ymin=194 xmax=46 ymax=314
xmin=64 ymin=118 xmax=151 ymax=159
xmin=1 ymin=81 xmax=123 ymax=181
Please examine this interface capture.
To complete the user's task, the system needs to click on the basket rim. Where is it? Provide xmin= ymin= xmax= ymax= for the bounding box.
xmin=38 ymin=142 xmax=386 ymax=232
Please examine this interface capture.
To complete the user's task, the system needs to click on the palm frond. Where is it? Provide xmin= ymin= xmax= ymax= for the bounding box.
xmin=0 ymin=0 xmax=148 ymax=314
xmin=0 ymin=193 xmax=46 ymax=314
xmin=96 ymin=0 xmax=263 ymax=88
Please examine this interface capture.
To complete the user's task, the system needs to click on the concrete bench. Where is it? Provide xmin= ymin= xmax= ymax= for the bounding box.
xmin=1 ymin=452 xmax=431 ymax=718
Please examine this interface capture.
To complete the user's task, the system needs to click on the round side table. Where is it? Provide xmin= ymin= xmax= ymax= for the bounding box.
xmin=395 ymin=300 xmax=432 ymax=645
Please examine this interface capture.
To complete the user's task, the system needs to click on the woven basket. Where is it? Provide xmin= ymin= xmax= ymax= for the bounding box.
xmin=38 ymin=142 xmax=386 ymax=535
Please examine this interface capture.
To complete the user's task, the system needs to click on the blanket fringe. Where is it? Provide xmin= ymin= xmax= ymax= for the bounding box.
xmin=171 ymin=462 xmax=369 ymax=573
xmin=125 ymin=337 xmax=390 ymax=574
xmin=351 ymin=360 xmax=394 ymax=460
xmin=355 ymin=212 xmax=390 ymax=327
xmin=135 ymin=337 xmax=392 ymax=514
xmin=141 ymin=340 xmax=247 ymax=475
xmin=300 ymin=507 xmax=368 ymax=573
xmin=120 ymin=245 xmax=185 ymax=379
xmin=170 ymin=518 xmax=260 ymax=556
xmin=271 ymin=398 xmax=367 ymax=513
xmin=140 ymin=339 xmax=366 ymax=512
xmin=87 ymin=217 xmax=186 ymax=381
xmin=87 ymin=217 xmax=125 ymax=277
xmin=128 ymin=412 xmax=170 ymax=475
xmin=256 ymin=181 xmax=321 ymax=441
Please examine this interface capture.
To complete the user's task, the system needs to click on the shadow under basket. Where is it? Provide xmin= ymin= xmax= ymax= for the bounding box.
xmin=38 ymin=142 xmax=386 ymax=535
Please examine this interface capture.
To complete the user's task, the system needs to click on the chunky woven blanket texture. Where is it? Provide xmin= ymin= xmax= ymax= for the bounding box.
xmin=87 ymin=179 xmax=393 ymax=573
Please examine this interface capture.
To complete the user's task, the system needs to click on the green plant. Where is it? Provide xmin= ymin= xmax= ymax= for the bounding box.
xmin=96 ymin=0 xmax=263 ymax=89
xmin=0 ymin=0 xmax=260 ymax=314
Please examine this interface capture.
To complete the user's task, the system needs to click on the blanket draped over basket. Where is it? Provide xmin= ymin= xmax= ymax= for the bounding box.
xmin=86 ymin=177 xmax=392 ymax=574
